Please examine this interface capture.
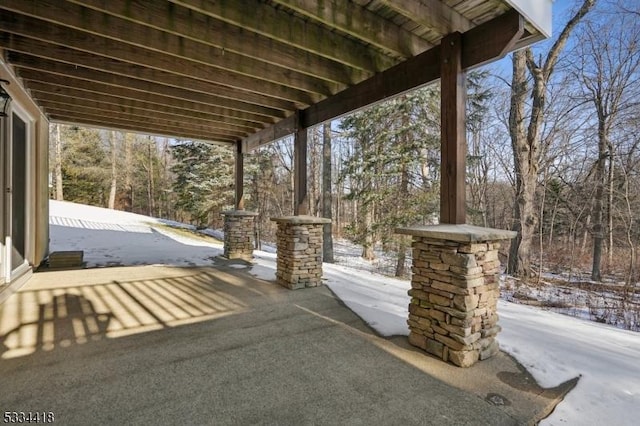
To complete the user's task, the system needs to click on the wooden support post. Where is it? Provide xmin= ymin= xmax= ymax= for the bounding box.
xmin=293 ymin=112 xmax=308 ymax=215
xmin=440 ymin=32 xmax=466 ymax=224
xmin=235 ymin=140 xmax=244 ymax=210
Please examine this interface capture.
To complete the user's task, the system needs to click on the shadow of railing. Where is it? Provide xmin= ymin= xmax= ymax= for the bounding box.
xmin=0 ymin=270 xmax=249 ymax=359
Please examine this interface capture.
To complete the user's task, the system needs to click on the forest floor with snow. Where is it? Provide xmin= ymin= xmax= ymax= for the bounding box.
xmin=47 ymin=200 xmax=640 ymax=426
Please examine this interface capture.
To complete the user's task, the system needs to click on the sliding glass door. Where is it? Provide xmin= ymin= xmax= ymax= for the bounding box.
xmin=2 ymin=110 xmax=29 ymax=282
xmin=10 ymin=112 xmax=27 ymax=272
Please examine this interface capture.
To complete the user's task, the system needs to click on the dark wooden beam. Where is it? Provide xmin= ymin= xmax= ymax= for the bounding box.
xmin=19 ymin=73 xmax=275 ymax=126
xmin=293 ymin=113 xmax=308 ymax=215
xmin=64 ymin=0 xmax=369 ymax=86
xmin=376 ymin=0 xmax=472 ymax=36
xmin=461 ymin=10 xmax=524 ymax=69
xmin=49 ymin=114 xmax=236 ymax=144
xmin=235 ymin=142 xmax=245 ymax=210
xmin=439 ymin=32 xmax=466 ymax=224
xmin=44 ymin=106 xmax=238 ymax=142
xmin=0 ymin=11 xmax=317 ymax=104
xmin=11 ymin=56 xmax=284 ymax=119
xmin=38 ymin=100 xmax=248 ymax=139
xmin=32 ymin=92 xmax=256 ymax=133
xmin=0 ymin=2 xmax=339 ymax=97
xmin=242 ymin=10 xmax=524 ymax=150
xmin=171 ymin=0 xmax=396 ymax=72
xmin=5 ymin=42 xmax=295 ymax=111
xmin=270 ymin=0 xmax=431 ymax=58
xmin=243 ymin=115 xmax=297 ymax=152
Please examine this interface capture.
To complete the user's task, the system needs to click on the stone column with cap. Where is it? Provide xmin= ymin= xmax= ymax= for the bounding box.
xmin=221 ymin=210 xmax=259 ymax=261
xmin=396 ymin=224 xmax=516 ymax=367
xmin=270 ymin=216 xmax=332 ymax=290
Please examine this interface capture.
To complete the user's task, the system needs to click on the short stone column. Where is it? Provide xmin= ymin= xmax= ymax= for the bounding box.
xmin=221 ymin=210 xmax=259 ymax=261
xmin=396 ymin=224 xmax=516 ymax=367
xmin=270 ymin=216 xmax=332 ymax=290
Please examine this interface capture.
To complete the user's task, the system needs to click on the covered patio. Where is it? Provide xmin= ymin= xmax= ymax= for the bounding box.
xmin=0 ymin=263 xmax=573 ymax=424
xmin=0 ymin=0 xmax=551 ymax=367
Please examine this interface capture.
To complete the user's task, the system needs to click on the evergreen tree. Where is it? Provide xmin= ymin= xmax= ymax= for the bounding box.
xmin=339 ymin=86 xmax=441 ymax=270
xmin=171 ymin=141 xmax=234 ymax=227
xmin=61 ymin=126 xmax=110 ymax=206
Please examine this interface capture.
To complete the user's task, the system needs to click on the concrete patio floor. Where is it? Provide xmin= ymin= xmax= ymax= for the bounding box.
xmin=0 ymin=262 xmax=575 ymax=425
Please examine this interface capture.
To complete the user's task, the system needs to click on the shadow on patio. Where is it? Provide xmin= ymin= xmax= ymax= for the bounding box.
xmin=0 ymin=265 xmax=573 ymax=425
xmin=0 ymin=266 xmax=271 ymax=359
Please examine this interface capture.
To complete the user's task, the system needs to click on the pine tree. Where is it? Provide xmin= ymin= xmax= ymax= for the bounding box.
xmin=61 ymin=126 xmax=110 ymax=206
xmin=171 ymin=141 xmax=234 ymax=228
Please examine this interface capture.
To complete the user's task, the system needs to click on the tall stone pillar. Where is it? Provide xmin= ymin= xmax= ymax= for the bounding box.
xmin=396 ymin=224 xmax=516 ymax=367
xmin=221 ymin=210 xmax=259 ymax=261
xmin=270 ymin=216 xmax=331 ymax=290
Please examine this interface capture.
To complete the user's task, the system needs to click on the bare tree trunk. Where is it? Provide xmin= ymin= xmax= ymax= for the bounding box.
xmin=396 ymin=239 xmax=407 ymax=277
xmin=582 ymin=213 xmax=591 ymax=253
xmin=108 ymin=131 xmax=117 ymax=209
xmin=54 ymin=124 xmax=64 ymax=201
xmin=606 ymin=143 xmax=615 ymax=268
xmin=123 ymin=133 xmax=133 ymax=212
xmin=161 ymin=138 xmax=170 ymax=219
xmin=507 ymin=50 xmax=536 ymax=278
xmin=322 ymin=122 xmax=334 ymax=263
xmin=362 ymin=206 xmax=375 ymax=261
xmin=507 ymin=0 xmax=595 ymax=278
xmin=147 ymin=137 xmax=155 ymax=216
xmin=592 ymin=117 xmax=607 ymax=281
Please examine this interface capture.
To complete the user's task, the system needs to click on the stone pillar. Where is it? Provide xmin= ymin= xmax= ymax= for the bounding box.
xmin=396 ymin=224 xmax=516 ymax=368
xmin=221 ymin=210 xmax=259 ymax=261
xmin=270 ymin=216 xmax=332 ymax=290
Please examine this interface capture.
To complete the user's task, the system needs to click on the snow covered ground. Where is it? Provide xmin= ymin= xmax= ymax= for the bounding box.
xmin=50 ymin=201 xmax=224 ymax=267
xmin=48 ymin=200 xmax=639 ymax=425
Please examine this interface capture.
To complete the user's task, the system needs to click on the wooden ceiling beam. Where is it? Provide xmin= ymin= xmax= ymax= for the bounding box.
xmin=35 ymin=97 xmax=252 ymax=137
xmin=0 ymin=2 xmax=339 ymax=96
xmin=29 ymin=90 xmax=259 ymax=134
xmin=8 ymin=54 xmax=284 ymax=119
xmin=270 ymin=0 xmax=432 ymax=57
xmin=48 ymin=111 xmax=235 ymax=144
xmin=43 ymin=103 xmax=246 ymax=139
xmin=0 ymin=11 xmax=317 ymax=105
xmin=3 ymin=38 xmax=295 ymax=112
xmin=244 ymin=10 xmax=524 ymax=150
xmin=20 ymin=77 xmax=273 ymax=126
xmin=170 ymin=0 xmax=397 ymax=72
xmin=375 ymin=0 xmax=473 ymax=36
xmin=63 ymin=0 xmax=368 ymax=86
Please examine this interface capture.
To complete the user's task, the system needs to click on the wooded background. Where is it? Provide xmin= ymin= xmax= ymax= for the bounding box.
xmin=50 ymin=0 xmax=640 ymax=287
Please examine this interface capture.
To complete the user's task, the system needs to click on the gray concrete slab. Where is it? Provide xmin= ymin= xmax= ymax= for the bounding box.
xmin=0 ymin=265 xmax=574 ymax=425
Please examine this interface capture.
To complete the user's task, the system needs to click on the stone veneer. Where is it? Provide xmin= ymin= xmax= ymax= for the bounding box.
xmin=396 ymin=224 xmax=516 ymax=367
xmin=270 ymin=216 xmax=332 ymax=290
xmin=221 ymin=210 xmax=259 ymax=261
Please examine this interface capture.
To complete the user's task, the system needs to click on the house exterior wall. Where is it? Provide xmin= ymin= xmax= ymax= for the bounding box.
xmin=1 ymin=56 xmax=49 ymax=294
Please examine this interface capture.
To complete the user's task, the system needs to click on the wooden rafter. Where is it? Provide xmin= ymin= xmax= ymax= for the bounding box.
xmin=0 ymin=0 xmax=547 ymax=148
xmin=270 ymin=0 xmax=432 ymax=58
xmin=12 ymin=57 xmax=286 ymax=121
xmin=4 ymin=42 xmax=295 ymax=111
xmin=21 ymin=79 xmax=271 ymax=127
xmin=0 ymin=11 xmax=318 ymax=104
xmin=245 ymin=10 xmax=524 ymax=149
xmin=49 ymin=113 xmax=238 ymax=143
xmin=31 ymin=91 xmax=258 ymax=133
xmin=375 ymin=0 xmax=472 ymax=36
xmin=0 ymin=2 xmax=341 ymax=96
xmin=170 ymin=0 xmax=397 ymax=71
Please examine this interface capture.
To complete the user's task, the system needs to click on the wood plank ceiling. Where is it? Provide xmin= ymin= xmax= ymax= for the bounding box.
xmin=0 ymin=0 xmax=544 ymax=148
